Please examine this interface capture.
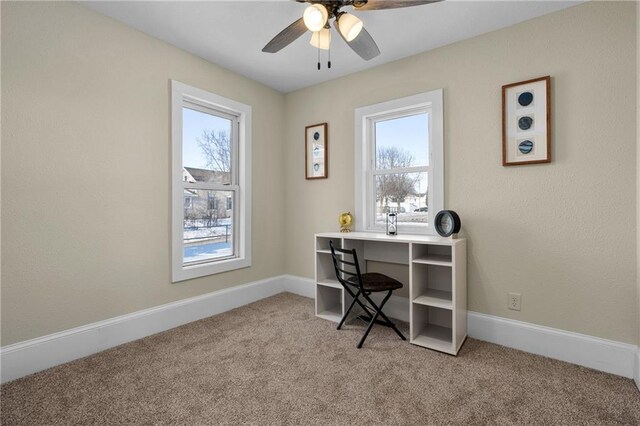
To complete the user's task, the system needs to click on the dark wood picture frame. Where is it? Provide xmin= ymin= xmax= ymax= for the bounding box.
xmin=305 ymin=123 xmax=328 ymax=179
xmin=502 ymin=75 xmax=551 ymax=166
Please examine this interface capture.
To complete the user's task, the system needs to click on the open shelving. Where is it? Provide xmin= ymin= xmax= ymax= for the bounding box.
xmin=316 ymin=278 xmax=342 ymax=289
xmin=412 ymin=254 xmax=452 ymax=267
xmin=412 ymin=244 xmax=452 ymax=265
xmin=411 ymin=304 xmax=453 ymax=353
xmin=314 ymin=236 xmax=348 ymax=322
xmin=412 ymin=289 xmax=452 ymax=310
xmin=411 ymin=261 xmax=452 ymax=308
xmin=412 ymin=325 xmax=454 ymax=353
xmin=410 ymin=241 xmax=466 ymax=355
xmin=316 ymin=284 xmax=342 ymax=322
xmin=316 ymin=236 xmax=342 ymax=252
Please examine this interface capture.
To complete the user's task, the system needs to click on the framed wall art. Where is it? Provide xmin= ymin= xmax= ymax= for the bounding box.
xmin=305 ymin=122 xmax=328 ymax=179
xmin=502 ymin=76 xmax=551 ymax=166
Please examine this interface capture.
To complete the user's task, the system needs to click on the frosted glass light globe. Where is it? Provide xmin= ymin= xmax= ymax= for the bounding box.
xmin=338 ymin=13 xmax=363 ymax=42
xmin=303 ymin=4 xmax=328 ymax=32
xmin=310 ymin=28 xmax=331 ymax=50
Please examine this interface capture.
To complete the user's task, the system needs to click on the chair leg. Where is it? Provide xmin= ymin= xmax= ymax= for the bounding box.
xmin=357 ymin=308 xmax=380 ymax=349
xmin=350 ymin=290 xmax=375 ymax=318
xmin=337 ymin=289 xmax=361 ymax=330
xmin=357 ymin=291 xmax=393 ymax=348
xmin=356 ymin=291 xmax=407 ymax=347
xmin=339 ymin=286 xmax=376 ymax=325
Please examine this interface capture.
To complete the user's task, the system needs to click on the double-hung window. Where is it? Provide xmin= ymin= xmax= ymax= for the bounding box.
xmin=171 ymin=81 xmax=251 ymax=282
xmin=355 ymin=90 xmax=444 ymax=235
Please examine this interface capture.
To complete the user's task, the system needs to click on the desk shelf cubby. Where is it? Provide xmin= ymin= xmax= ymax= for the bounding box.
xmin=411 ymin=304 xmax=453 ymax=353
xmin=412 ymin=244 xmax=452 ymax=266
xmin=411 ymin=263 xmax=452 ymax=309
xmin=412 ymin=289 xmax=452 ymax=310
xmin=316 ymin=236 xmax=342 ymax=252
xmin=316 ymin=284 xmax=343 ymax=322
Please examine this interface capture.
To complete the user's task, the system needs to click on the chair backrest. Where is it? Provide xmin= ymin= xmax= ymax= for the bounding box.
xmin=329 ymin=240 xmax=364 ymax=292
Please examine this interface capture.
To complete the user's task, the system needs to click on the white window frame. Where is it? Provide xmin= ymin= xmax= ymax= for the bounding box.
xmin=171 ymin=80 xmax=251 ymax=282
xmin=355 ymin=89 xmax=444 ymax=235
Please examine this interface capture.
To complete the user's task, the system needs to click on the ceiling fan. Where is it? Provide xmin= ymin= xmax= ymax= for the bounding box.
xmin=262 ymin=0 xmax=441 ymax=67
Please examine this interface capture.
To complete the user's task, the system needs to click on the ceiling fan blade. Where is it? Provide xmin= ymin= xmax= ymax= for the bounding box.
xmin=354 ymin=0 xmax=442 ymax=11
xmin=335 ymin=22 xmax=380 ymax=61
xmin=262 ymin=18 xmax=308 ymax=53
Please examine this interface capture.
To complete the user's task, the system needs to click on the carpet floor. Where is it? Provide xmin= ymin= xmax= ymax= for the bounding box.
xmin=1 ymin=293 xmax=639 ymax=425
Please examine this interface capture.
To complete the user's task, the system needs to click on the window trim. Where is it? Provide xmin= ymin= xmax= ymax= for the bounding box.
xmin=171 ymin=80 xmax=251 ymax=282
xmin=355 ymin=89 xmax=444 ymax=235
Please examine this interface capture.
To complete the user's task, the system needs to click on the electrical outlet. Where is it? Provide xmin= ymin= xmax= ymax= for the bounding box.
xmin=508 ymin=293 xmax=522 ymax=311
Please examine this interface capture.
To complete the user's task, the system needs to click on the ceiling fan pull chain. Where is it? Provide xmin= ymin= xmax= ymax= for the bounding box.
xmin=317 ymin=44 xmax=321 ymax=70
xmin=328 ymin=40 xmax=332 ymax=69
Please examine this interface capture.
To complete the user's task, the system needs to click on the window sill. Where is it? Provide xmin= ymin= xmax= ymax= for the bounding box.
xmin=172 ymin=256 xmax=251 ymax=283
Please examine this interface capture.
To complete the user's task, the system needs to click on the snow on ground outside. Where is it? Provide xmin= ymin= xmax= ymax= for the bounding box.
xmin=375 ymin=212 xmax=428 ymax=224
xmin=184 ymin=241 xmax=232 ymax=263
xmin=184 ymin=218 xmax=232 ymax=240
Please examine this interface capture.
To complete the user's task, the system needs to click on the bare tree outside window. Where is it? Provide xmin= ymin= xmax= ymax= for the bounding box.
xmin=376 ymin=146 xmax=420 ymax=211
xmin=197 ymin=130 xmax=231 ymax=174
xmin=376 ymin=145 xmax=414 ymax=170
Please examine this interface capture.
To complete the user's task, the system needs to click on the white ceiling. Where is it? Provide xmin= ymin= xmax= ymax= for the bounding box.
xmin=82 ymin=0 xmax=583 ymax=93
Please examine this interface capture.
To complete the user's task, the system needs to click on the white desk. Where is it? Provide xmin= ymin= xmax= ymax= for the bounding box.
xmin=314 ymin=232 xmax=467 ymax=355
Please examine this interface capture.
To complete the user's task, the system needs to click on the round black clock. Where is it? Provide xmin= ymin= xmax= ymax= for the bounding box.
xmin=434 ymin=210 xmax=461 ymax=237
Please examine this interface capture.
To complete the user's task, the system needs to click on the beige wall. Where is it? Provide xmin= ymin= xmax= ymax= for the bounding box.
xmin=2 ymin=1 xmax=638 ymax=348
xmin=637 ymin=0 xmax=640 ymax=354
xmin=284 ymin=1 xmax=638 ymax=344
xmin=1 ymin=2 xmax=286 ymax=345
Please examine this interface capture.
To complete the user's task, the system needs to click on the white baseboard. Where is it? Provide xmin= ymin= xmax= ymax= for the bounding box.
xmin=467 ymin=311 xmax=637 ymax=379
xmin=281 ymin=274 xmax=315 ymax=298
xmin=285 ymin=275 xmax=638 ymax=380
xmin=1 ymin=275 xmax=287 ymax=384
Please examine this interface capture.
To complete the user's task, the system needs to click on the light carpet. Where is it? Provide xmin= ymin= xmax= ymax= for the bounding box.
xmin=1 ymin=293 xmax=639 ymax=425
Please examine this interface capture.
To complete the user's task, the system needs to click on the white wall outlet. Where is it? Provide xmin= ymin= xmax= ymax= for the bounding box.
xmin=508 ymin=293 xmax=522 ymax=311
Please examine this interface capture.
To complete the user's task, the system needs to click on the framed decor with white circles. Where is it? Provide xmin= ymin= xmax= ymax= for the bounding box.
xmin=502 ymin=76 xmax=551 ymax=166
xmin=305 ymin=122 xmax=328 ymax=179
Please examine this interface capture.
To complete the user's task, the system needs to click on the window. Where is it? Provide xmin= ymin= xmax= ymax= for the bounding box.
xmin=172 ymin=81 xmax=251 ymax=282
xmin=208 ymin=195 xmax=217 ymax=211
xmin=355 ymin=90 xmax=443 ymax=235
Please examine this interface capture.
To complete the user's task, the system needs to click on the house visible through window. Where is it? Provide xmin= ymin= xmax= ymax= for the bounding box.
xmin=374 ymin=113 xmax=429 ymax=226
xmin=207 ymin=194 xmax=218 ymax=211
xmin=355 ymin=90 xmax=444 ymax=234
xmin=172 ymin=81 xmax=251 ymax=282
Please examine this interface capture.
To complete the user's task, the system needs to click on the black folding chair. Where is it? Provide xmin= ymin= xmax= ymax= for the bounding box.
xmin=329 ymin=241 xmax=407 ymax=348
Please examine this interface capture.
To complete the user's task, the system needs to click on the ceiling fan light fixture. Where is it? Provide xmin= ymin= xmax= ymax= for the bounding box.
xmin=310 ymin=28 xmax=331 ymax=50
xmin=337 ymin=13 xmax=363 ymax=42
xmin=303 ymin=4 xmax=328 ymax=32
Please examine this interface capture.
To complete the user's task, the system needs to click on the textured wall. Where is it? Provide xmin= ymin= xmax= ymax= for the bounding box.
xmin=1 ymin=2 xmax=286 ymax=345
xmin=284 ymin=1 xmax=638 ymax=344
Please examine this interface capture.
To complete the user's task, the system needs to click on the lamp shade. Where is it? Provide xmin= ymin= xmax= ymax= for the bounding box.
xmin=303 ymin=4 xmax=328 ymax=32
xmin=337 ymin=13 xmax=363 ymax=42
xmin=310 ymin=28 xmax=331 ymax=50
